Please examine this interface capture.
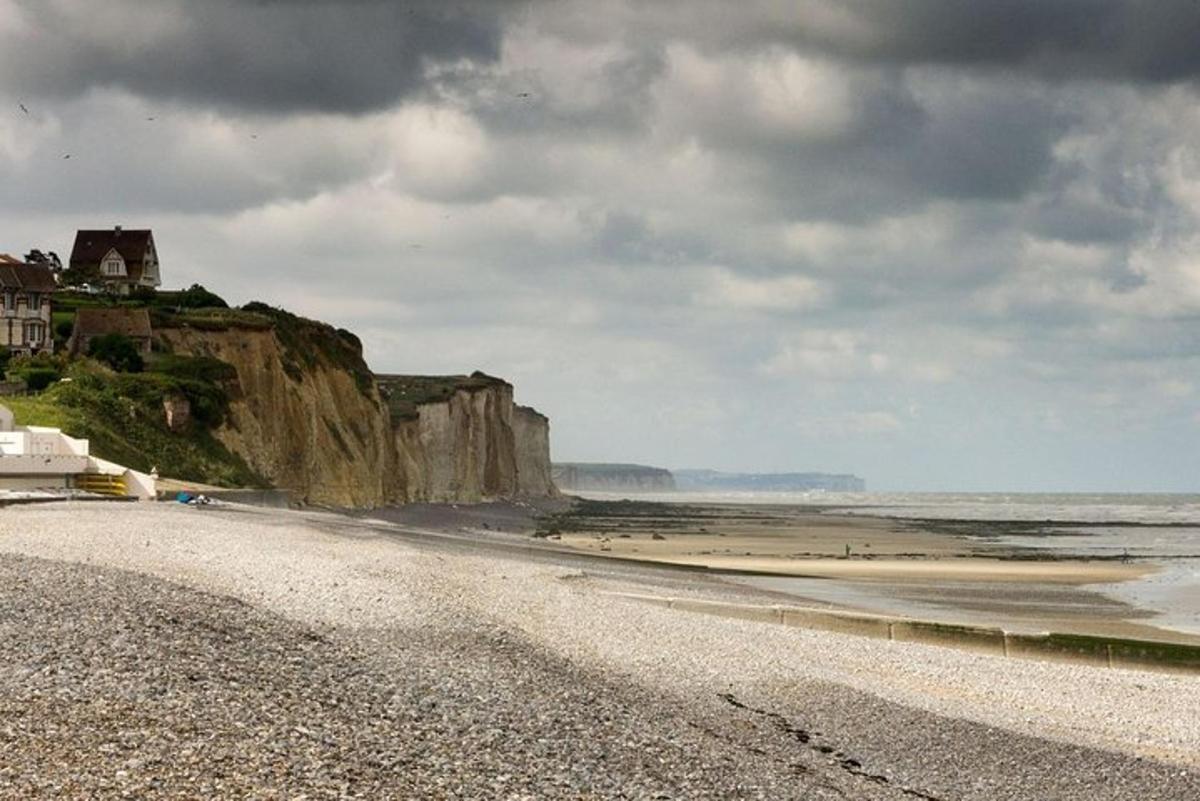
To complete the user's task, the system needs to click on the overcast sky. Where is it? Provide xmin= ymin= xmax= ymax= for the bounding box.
xmin=2 ymin=0 xmax=1199 ymax=491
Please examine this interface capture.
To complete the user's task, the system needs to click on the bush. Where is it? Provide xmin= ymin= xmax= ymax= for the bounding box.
xmin=174 ymin=284 xmax=228 ymax=309
xmin=128 ymin=287 xmax=158 ymax=304
xmin=150 ymin=353 xmax=237 ymax=385
xmin=336 ymin=328 xmax=362 ymax=355
xmin=87 ymin=333 xmax=145 ymax=373
xmin=13 ymin=367 xmax=59 ymax=392
xmin=5 ymin=352 xmax=64 ymax=391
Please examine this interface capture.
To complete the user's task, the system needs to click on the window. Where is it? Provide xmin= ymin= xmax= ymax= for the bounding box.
xmin=24 ymin=322 xmax=44 ymax=345
xmin=104 ymin=258 xmax=124 ymax=276
xmin=2 ymin=292 xmax=12 ymax=313
xmin=26 ymin=292 xmax=39 ymax=311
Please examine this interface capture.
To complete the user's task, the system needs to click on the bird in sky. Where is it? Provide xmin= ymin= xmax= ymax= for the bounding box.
xmin=146 ymin=116 xmax=155 ymax=121
xmin=18 ymin=103 xmax=28 ymax=114
xmin=62 ymin=154 xmax=71 ymax=159
xmin=516 ymin=92 xmax=532 ymax=98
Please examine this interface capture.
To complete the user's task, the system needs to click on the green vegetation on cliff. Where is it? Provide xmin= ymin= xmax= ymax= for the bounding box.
xmin=5 ymin=359 xmax=264 ymax=488
xmin=240 ymin=303 xmax=374 ymax=395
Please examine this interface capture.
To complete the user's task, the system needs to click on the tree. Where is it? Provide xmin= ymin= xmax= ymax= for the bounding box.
xmin=24 ymin=249 xmax=62 ymax=271
xmin=87 ymin=333 xmax=145 ymax=373
xmin=24 ymin=249 xmax=63 ymax=285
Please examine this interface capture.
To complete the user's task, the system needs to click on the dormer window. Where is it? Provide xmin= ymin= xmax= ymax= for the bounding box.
xmin=103 ymin=258 xmax=124 ymax=276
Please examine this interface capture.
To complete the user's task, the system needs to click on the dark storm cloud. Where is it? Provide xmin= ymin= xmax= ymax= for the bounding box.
xmin=770 ymin=1 xmax=1200 ymax=84
xmin=0 ymin=0 xmax=518 ymax=113
xmin=702 ymin=75 xmax=1070 ymax=226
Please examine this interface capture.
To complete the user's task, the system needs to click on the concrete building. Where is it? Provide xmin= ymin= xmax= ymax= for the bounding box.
xmin=0 ymin=404 xmax=156 ymax=498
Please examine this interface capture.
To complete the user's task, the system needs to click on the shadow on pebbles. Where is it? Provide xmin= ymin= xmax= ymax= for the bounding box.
xmin=3 ymin=553 xmax=1195 ymax=800
xmin=0 ymin=554 xmax=893 ymax=800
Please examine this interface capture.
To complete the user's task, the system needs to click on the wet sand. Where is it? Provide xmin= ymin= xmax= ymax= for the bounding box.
xmin=535 ymin=498 xmax=1195 ymax=643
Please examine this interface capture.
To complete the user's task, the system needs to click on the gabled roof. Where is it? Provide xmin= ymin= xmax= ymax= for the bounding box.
xmin=0 ymin=261 xmax=57 ymax=292
xmin=71 ymin=307 xmax=153 ymax=339
xmin=70 ymin=228 xmax=154 ymax=282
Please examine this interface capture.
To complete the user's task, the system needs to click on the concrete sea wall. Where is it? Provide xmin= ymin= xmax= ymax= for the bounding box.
xmin=613 ymin=593 xmax=1200 ymax=675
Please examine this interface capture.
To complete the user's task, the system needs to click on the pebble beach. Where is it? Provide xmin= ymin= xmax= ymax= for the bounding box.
xmin=1 ymin=501 xmax=1197 ymax=799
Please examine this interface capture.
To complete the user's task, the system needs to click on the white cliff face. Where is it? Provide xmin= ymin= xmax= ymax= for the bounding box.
xmin=392 ymin=386 xmax=557 ymax=503
xmin=514 ymin=405 xmax=557 ymax=498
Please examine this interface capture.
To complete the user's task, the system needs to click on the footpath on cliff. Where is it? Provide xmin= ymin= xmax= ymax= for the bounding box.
xmin=0 ymin=500 xmax=1196 ymax=800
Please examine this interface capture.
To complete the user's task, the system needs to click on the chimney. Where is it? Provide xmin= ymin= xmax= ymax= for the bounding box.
xmin=114 ymin=225 xmax=122 ymax=236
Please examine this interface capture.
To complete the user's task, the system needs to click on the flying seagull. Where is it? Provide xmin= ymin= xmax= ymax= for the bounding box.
xmin=146 ymin=116 xmax=155 ymax=121
xmin=18 ymin=103 xmax=28 ymax=114
xmin=61 ymin=154 xmax=71 ymax=159
xmin=516 ymin=92 xmax=532 ymax=98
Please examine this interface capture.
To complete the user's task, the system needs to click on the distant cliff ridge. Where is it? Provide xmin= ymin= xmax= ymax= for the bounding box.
xmin=553 ymin=463 xmax=676 ymax=492
xmin=674 ymin=470 xmax=865 ymax=492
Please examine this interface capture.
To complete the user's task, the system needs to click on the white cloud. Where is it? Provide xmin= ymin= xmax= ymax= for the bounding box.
xmin=653 ymin=43 xmax=865 ymax=144
xmin=795 ymin=410 xmax=902 ymax=437
xmin=382 ymin=105 xmax=491 ymax=199
xmin=758 ymin=330 xmax=887 ymax=378
xmin=695 ymin=267 xmax=827 ymax=311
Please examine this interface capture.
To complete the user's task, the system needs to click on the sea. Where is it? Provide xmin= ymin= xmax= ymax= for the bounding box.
xmin=576 ymin=490 xmax=1200 ymax=635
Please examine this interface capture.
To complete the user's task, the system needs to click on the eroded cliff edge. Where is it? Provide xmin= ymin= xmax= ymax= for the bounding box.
xmin=157 ymin=308 xmax=556 ymax=507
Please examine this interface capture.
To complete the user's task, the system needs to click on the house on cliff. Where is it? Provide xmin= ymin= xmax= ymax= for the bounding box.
xmin=0 ymin=256 xmax=55 ymax=356
xmin=68 ymin=307 xmax=154 ymax=357
xmin=68 ymin=227 xmax=162 ymax=295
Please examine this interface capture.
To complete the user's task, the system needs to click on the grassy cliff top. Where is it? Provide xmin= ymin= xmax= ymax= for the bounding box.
xmin=55 ymin=290 xmax=374 ymax=396
xmin=152 ymin=301 xmax=373 ymax=397
xmin=376 ymin=372 xmax=508 ymax=422
xmin=4 ymin=359 xmax=264 ymax=488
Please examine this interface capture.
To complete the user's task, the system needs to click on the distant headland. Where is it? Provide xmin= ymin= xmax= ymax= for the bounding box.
xmin=552 ymin=463 xmax=865 ymax=493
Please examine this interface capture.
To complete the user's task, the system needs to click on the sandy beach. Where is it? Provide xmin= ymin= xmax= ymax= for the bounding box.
xmin=0 ymin=500 xmax=1197 ymax=799
xmin=536 ymin=499 xmax=1198 ymax=644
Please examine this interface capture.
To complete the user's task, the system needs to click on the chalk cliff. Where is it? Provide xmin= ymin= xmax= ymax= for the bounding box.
xmin=514 ymin=405 xmax=556 ymax=497
xmin=552 ymin=462 xmax=676 ymax=492
xmin=157 ymin=311 xmax=557 ymax=507
xmin=378 ymin=374 xmax=556 ymax=503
